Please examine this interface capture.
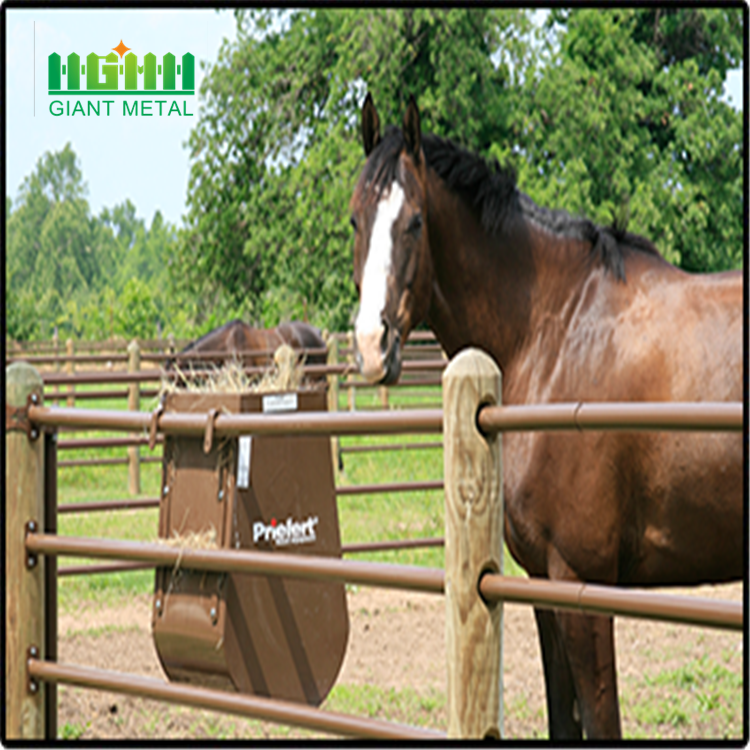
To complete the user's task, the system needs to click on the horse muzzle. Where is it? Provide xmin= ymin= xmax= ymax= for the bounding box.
xmin=354 ymin=321 xmax=402 ymax=385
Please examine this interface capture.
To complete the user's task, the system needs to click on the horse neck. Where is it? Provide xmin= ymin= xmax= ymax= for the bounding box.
xmin=425 ymin=182 xmax=597 ymax=376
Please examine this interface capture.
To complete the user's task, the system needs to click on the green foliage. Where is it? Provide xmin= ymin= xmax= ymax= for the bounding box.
xmin=512 ymin=8 xmax=743 ymax=272
xmin=6 ymin=10 xmax=742 ymax=343
xmin=179 ymin=9 xmax=530 ymax=330
xmin=6 ymin=145 xmax=190 ymax=341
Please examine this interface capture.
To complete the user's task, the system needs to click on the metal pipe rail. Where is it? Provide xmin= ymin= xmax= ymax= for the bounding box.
xmin=6 ymin=346 xmax=330 ymax=366
xmin=57 ymin=538 xmax=447 ymax=576
xmin=339 ymin=441 xmax=442 ymax=454
xmin=28 ymin=533 xmax=741 ymax=631
xmin=56 ymin=479 xmax=442 ymax=514
xmin=26 ymin=533 xmax=445 ymax=594
xmin=147 ymin=346 xmax=330 ymax=362
xmin=58 ymin=497 xmax=160 ymax=514
xmin=478 ymin=574 xmax=743 ymax=632
xmin=47 ymin=388 xmax=161 ymax=402
xmin=27 ymin=401 xmax=741 ymax=441
xmin=477 ymin=402 xmax=743 ymax=433
xmin=336 ymin=480 xmax=443 ymax=495
xmin=27 ymin=404 xmax=445 ymax=436
xmin=37 ymin=358 xmax=448 ymax=386
xmin=58 ymin=456 xmax=161 ymax=469
xmin=57 ymin=436 xmax=164 ymax=450
xmin=26 ymin=660 xmax=443 ymax=740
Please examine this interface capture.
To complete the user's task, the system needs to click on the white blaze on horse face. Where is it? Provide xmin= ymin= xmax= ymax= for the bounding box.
xmin=355 ymin=182 xmax=405 ymax=382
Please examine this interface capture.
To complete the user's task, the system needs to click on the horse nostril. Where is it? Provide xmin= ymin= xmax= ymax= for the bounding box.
xmin=380 ymin=321 xmax=389 ymax=353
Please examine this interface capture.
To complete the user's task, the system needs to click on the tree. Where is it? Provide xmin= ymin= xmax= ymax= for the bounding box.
xmin=6 ymin=145 xmax=182 ymax=341
xmin=509 ymin=8 xmax=743 ymax=272
xmin=178 ymin=8 xmax=532 ymax=330
xmin=6 ymin=143 xmax=121 ymax=338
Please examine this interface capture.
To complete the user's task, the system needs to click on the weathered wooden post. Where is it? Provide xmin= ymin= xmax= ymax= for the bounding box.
xmin=326 ymin=333 xmax=340 ymax=477
xmin=346 ymin=331 xmax=356 ymax=411
xmin=65 ymin=338 xmax=74 ymax=407
xmin=378 ymin=384 xmax=389 ymax=410
xmin=6 ymin=362 xmax=46 ymax=739
xmin=52 ymin=327 xmax=60 ymax=406
xmin=442 ymin=348 xmax=503 ymax=739
xmin=127 ymin=339 xmax=141 ymax=495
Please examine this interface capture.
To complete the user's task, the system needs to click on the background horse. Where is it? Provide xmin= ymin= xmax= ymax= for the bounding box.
xmin=349 ymin=94 xmax=742 ymax=739
xmin=167 ymin=319 xmax=327 ymax=373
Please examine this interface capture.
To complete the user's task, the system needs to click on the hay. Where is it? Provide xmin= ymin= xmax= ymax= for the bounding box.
xmin=161 ymin=527 xmax=219 ymax=550
xmin=161 ymin=344 xmax=305 ymax=396
xmin=158 ymin=527 xmax=219 ymax=574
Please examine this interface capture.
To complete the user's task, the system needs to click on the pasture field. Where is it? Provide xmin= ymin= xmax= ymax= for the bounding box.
xmin=52 ymin=385 xmax=743 ymax=739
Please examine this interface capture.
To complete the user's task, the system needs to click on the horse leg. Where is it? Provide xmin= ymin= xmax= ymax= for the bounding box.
xmin=554 ymin=610 xmax=621 ymax=739
xmin=534 ymin=608 xmax=582 ymax=739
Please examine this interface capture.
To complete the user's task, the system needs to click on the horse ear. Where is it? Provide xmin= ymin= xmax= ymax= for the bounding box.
xmin=403 ymin=95 xmax=421 ymax=164
xmin=362 ymin=93 xmax=381 ymax=157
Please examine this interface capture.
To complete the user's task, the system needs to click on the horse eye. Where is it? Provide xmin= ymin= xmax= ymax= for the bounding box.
xmin=350 ymin=216 xmax=358 ymax=233
xmin=407 ymin=213 xmax=423 ymax=234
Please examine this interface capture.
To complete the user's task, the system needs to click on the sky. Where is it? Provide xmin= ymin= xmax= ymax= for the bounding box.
xmin=6 ymin=8 xmax=238 ymax=228
xmin=5 ymin=8 xmax=744 ymax=231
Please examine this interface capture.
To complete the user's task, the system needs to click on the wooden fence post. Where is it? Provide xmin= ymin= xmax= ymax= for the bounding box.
xmin=442 ymin=348 xmax=503 ymax=739
xmin=6 ymin=362 xmax=46 ymax=739
xmin=378 ymin=385 xmax=389 ymax=410
xmin=65 ymin=338 xmax=74 ymax=407
xmin=346 ymin=331 xmax=356 ymax=411
xmin=127 ymin=339 xmax=141 ymax=495
xmin=326 ymin=333 xmax=340 ymax=477
xmin=52 ymin=327 xmax=60 ymax=406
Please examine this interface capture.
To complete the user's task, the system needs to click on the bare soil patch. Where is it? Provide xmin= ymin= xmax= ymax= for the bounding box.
xmin=57 ymin=581 xmax=743 ymax=739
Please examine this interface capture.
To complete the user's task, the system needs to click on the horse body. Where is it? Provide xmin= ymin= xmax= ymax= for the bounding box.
xmin=277 ymin=321 xmax=329 ymax=366
xmin=349 ymin=95 xmax=743 ymax=739
xmin=172 ymin=319 xmax=327 ymax=370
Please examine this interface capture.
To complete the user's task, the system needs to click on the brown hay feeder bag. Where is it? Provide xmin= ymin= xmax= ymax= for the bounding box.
xmin=152 ymin=390 xmax=349 ymax=706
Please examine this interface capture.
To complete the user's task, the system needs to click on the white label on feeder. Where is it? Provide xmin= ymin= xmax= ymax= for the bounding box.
xmin=237 ymin=436 xmax=252 ymax=488
xmin=262 ymin=392 xmax=298 ymax=413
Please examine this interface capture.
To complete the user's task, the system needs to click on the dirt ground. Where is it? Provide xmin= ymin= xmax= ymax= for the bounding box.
xmin=55 ymin=579 xmax=743 ymax=740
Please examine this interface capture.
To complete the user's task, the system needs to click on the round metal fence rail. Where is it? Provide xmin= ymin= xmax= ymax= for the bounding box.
xmin=57 ymin=538 xmax=447 ymax=577
xmin=477 ymin=401 xmax=743 ymax=433
xmin=26 ymin=533 xmax=742 ymax=632
xmin=35 ymin=358 xmax=448 ymax=386
xmin=26 ymin=401 xmax=741 ymax=438
xmin=26 ymin=659 xmax=443 ymax=740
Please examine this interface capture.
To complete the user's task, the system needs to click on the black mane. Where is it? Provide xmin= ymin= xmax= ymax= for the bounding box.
xmin=363 ymin=126 xmax=660 ymax=281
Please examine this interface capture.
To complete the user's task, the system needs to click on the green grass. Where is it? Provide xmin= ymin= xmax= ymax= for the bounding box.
xmin=324 ymin=683 xmax=445 ymax=729
xmin=620 ymin=655 xmax=743 ymax=739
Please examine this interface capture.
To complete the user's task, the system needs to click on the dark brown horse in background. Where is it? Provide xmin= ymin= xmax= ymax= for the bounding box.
xmin=167 ymin=319 xmax=327 ymax=372
xmin=349 ymin=94 xmax=743 ymax=739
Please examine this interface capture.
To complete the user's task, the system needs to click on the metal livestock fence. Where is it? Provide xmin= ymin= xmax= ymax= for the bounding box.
xmin=5 ymin=352 xmax=742 ymax=740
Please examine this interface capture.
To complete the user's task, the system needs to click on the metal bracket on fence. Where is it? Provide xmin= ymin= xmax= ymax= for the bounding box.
xmin=26 ymin=646 xmax=40 ymax=695
xmin=6 ymin=392 xmax=41 ymax=441
xmin=149 ymin=403 xmax=165 ymax=450
xmin=203 ymin=408 xmax=220 ymax=454
xmin=25 ymin=521 xmax=39 ymax=569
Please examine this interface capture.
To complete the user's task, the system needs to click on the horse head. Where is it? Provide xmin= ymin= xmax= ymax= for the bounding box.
xmin=349 ymin=94 xmax=433 ymax=384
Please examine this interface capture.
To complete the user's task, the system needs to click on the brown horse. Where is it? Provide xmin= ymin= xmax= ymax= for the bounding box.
xmin=169 ymin=319 xmax=327 ymax=372
xmin=349 ymin=94 xmax=743 ymax=739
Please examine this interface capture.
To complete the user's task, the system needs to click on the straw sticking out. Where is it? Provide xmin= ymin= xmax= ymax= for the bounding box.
xmin=160 ymin=345 xmax=307 ymax=396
